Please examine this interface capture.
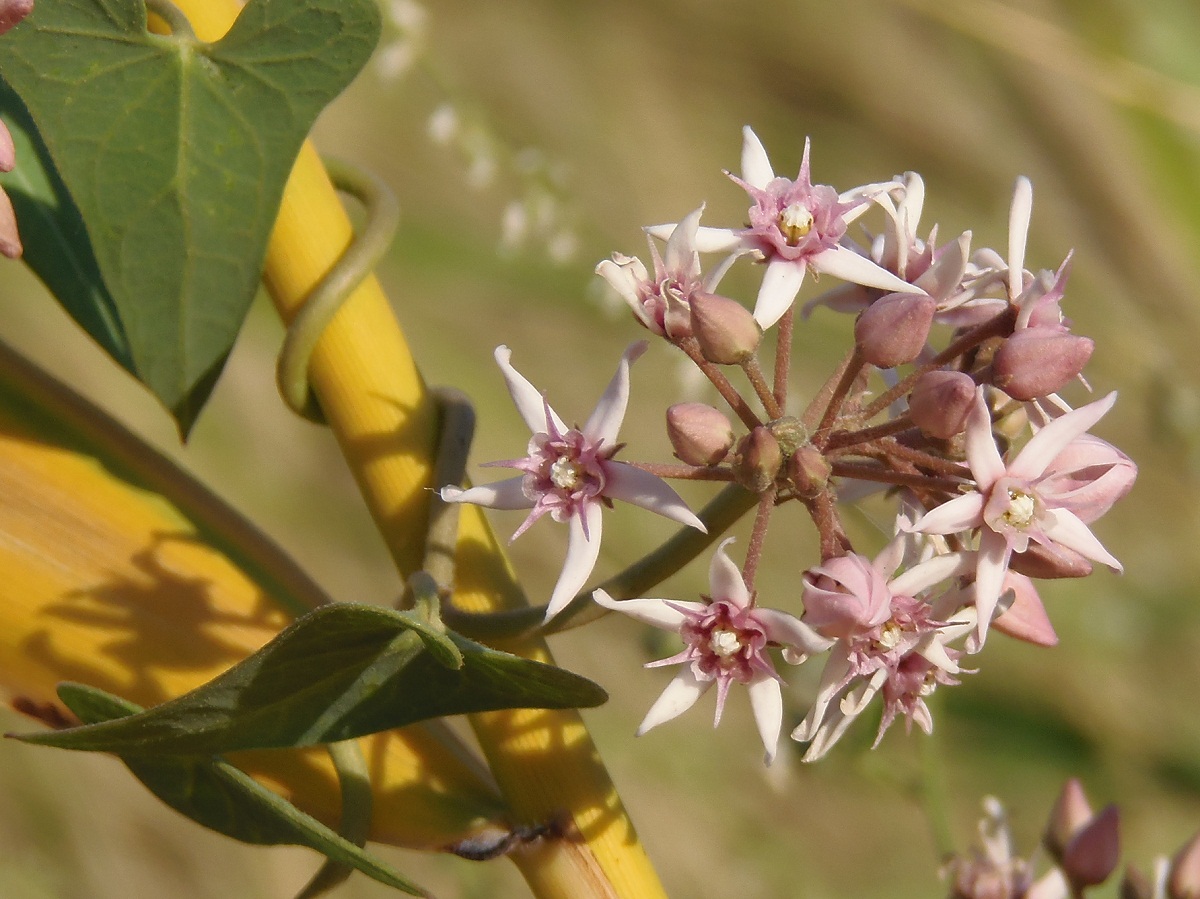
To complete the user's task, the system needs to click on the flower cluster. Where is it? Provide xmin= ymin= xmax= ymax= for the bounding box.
xmin=445 ymin=126 xmax=1136 ymax=763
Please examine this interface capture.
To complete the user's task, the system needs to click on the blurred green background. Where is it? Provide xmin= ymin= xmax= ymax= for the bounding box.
xmin=3 ymin=0 xmax=1200 ymax=895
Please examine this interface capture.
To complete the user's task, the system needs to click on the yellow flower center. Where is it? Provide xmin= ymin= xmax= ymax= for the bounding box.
xmin=1002 ymin=488 xmax=1037 ymax=529
xmin=779 ymin=202 xmax=814 ymax=244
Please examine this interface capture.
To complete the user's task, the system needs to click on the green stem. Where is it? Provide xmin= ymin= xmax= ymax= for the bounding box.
xmin=294 ymin=740 xmax=375 ymax=899
xmin=277 ymin=160 xmax=401 ymax=421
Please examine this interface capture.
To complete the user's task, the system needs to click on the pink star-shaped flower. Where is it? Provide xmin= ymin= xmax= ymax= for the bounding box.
xmin=647 ymin=127 xmax=917 ymax=329
xmin=440 ymin=343 xmax=705 ymax=620
xmin=594 ymin=539 xmax=833 ymax=764
xmin=793 ymin=539 xmax=976 ymax=760
xmin=907 ymin=389 xmax=1129 ymax=642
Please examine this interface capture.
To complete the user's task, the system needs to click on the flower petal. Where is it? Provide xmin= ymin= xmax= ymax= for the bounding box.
xmin=591 ymin=589 xmax=705 ymax=630
xmin=752 ymin=258 xmax=807 ymax=328
xmin=1009 ymin=392 xmax=1117 ymax=481
xmin=755 ymin=608 xmax=836 ymax=657
xmin=439 ymin=478 xmax=532 ymax=510
xmin=812 ymin=244 xmax=917 ymax=294
xmin=1008 ymin=176 xmax=1033 ymax=300
xmin=545 ymin=503 xmax=604 ymax=621
xmin=747 ymin=674 xmax=784 ymax=765
xmin=584 ymin=342 xmax=646 ymax=445
xmin=964 ymin=388 xmax=1006 ymax=488
xmin=973 ymin=530 xmax=1013 ymax=644
xmin=602 ymin=461 xmax=706 ymax=531
xmin=888 ymin=550 xmax=975 ymax=597
xmin=637 ymin=668 xmax=710 ymax=735
xmin=644 ymin=223 xmax=743 ymax=254
xmin=495 ymin=345 xmax=566 ymax=434
xmin=708 ymin=537 xmax=749 ymax=607
xmin=909 ymin=492 xmax=986 ymax=536
xmin=664 ymin=205 xmax=704 ymax=275
xmin=1041 ymin=508 xmax=1122 ymax=572
xmin=740 ymin=125 xmax=775 ymax=189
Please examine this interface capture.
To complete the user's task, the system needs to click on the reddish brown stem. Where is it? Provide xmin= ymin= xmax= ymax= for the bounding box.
xmin=829 ymin=461 xmax=967 ymax=494
xmin=741 ymin=485 xmax=777 ymax=590
xmin=825 ymin=414 xmax=915 ymax=450
xmin=812 ymin=346 xmax=866 ymax=450
xmin=742 ymin=355 xmax=782 ymax=420
xmin=627 ymin=461 xmax=737 ymax=481
xmin=773 ymin=306 xmax=794 ymax=411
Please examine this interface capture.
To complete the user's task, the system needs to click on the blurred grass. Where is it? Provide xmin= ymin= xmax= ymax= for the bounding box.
xmin=3 ymin=0 xmax=1200 ymax=895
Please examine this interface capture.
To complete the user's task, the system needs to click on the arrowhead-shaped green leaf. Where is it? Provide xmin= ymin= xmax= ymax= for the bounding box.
xmin=57 ymin=684 xmax=430 ymax=897
xmin=0 ymin=0 xmax=381 ymax=433
xmin=13 ymin=602 xmax=607 ymax=756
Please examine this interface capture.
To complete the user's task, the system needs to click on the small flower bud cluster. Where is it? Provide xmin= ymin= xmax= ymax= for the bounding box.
xmin=943 ymin=782 xmax=1121 ymax=899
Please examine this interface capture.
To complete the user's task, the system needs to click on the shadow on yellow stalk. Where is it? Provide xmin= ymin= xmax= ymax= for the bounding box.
xmin=0 ymin=339 xmax=510 ymax=852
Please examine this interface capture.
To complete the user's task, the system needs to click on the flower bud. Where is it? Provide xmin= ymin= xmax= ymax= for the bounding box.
xmin=666 ymin=403 xmax=735 ymax=466
xmin=0 ymin=0 xmax=33 ymax=36
xmin=690 ymin=291 xmax=762 ymax=364
xmin=732 ymin=426 xmax=781 ymax=494
xmin=0 ymin=119 xmax=15 ymax=173
xmin=1010 ymin=542 xmax=1093 ymax=580
xmin=854 ymin=291 xmax=936 ymax=369
xmin=993 ymin=327 xmax=1094 ymax=401
xmin=787 ymin=444 xmax=830 ymax=498
xmin=1168 ymin=829 xmax=1200 ymax=899
xmin=908 ymin=370 xmax=976 ymax=439
xmin=1044 ymin=778 xmax=1094 ymax=861
xmin=991 ymin=572 xmax=1058 ymax=647
xmin=1061 ymin=804 xmax=1120 ymax=889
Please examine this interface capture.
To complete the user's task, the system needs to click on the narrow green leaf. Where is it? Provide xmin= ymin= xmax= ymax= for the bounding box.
xmin=13 ymin=603 xmax=607 ymax=756
xmin=56 ymin=684 xmax=429 ymax=897
xmin=0 ymin=0 xmax=381 ymax=433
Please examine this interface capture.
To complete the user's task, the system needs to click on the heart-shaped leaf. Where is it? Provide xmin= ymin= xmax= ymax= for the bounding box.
xmin=12 ymin=602 xmax=607 ymax=756
xmin=0 ymin=0 xmax=381 ymax=433
xmin=57 ymin=683 xmax=430 ymax=897
xmin=0 ymin=80 xmax=132 ymax=371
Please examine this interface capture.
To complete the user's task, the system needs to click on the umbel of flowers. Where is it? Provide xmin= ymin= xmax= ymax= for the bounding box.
xmin=443 ymin=126 xmax=1136 ymax=763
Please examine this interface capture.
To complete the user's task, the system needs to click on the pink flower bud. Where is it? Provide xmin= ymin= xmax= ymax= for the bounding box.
xmin=1168 ymin=829 xmax=1200 ymax=899
xmin=991 ymin=572 xmax=1058 ymax=647
xmin=690 ymin=291 xmax=762 ymax=365
xmin=0 ymin=187 xmax=21 ymax=259
xmin=732 ymin=426 xmax=781 ymax=494
xmin=666 ymin=402 xmax=735 ymax=466
xmin=1010 ymin=542 xmax=1094 ymax=580
xmin=1061 ymin=804 xmax=1120 ymax=889
xmin=1044 ymin=778 xmax=1094 ymax=860
xmin=0 ymin=119 xmax=15 ymax=173
xmin=801 ymin=553 xmax=892 ymax=639
xmin=854 ymin=291 xmax=936 ymax=369
xmin=909 ymin=370 xmax=976 ymax=439
xmin=0 ymin=0 xmax=33 ymax=35
xmin=787 ymin=444 xmax=831 ymax=498
xmin=1038 ymin=434 xmax=1137 ymax=524
xmin=993 ymin=328 xmax=1094 ymax=401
